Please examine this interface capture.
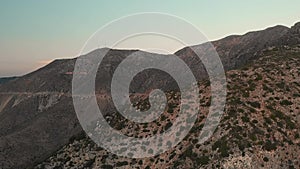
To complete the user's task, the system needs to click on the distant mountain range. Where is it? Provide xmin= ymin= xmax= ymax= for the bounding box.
xmin=0 ymin=77 xmax=18 ymax=85
xmin=0 ymin=22 xmax=299 ymax=169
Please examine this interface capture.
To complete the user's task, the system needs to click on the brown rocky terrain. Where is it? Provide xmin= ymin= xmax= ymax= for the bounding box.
xmin=0 ymin=22 xmax=299 ymax=169
xmin=34 ymin=46 xmax=300 ymax=169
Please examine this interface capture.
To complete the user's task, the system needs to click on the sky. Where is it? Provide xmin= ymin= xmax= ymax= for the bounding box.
xmin=0 ymin=0 xmax=300 ymax=77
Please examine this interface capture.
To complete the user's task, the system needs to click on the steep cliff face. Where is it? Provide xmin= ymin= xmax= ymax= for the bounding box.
xmin=0 ymin=22 xmax=299 ymax=169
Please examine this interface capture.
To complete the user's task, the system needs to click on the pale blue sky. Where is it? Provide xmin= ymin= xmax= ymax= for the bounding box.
xmin=0 ymin=0 xmax=300 ymax=77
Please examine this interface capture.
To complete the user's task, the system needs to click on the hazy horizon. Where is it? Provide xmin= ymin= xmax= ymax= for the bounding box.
xmin=1 ymin=0 xmax=300 ymax=77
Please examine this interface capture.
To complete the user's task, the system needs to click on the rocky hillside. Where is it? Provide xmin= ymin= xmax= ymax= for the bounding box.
xmin=0 ymin=22 xmax=299 ymax=169
xmin=0 ymin=77 xmax=18 ymax=85
xmin=35 ymin=46 xmax=300 ymax=169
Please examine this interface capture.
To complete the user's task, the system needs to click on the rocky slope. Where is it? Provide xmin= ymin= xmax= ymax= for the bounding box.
xmin=35 ymin=46 xmax=300 ymax=169
xmin=0 ymin=22 xmax=299 ymax=169
xmin=0 ymin=77 xmax=18 ymax=85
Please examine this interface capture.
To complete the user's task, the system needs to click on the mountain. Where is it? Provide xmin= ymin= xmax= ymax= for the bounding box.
xmin=0 ymin=77 xmax=18 ymax=85
xmin=0 ymin=22 xmax=299 ymax=169
xmin=35 ymin=46 xmax=300 ymax=169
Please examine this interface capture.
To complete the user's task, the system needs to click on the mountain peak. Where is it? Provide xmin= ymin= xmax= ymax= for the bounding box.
xmin=291 ymin=22 xmax=300 ymax=33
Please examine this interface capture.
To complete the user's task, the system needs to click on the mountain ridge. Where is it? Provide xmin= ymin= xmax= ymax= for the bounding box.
xmin=0 ymin=22 xmax=299 ymax=169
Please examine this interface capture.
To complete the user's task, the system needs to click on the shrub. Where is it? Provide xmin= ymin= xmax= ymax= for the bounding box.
xmin=263 ymin=140 xmax=277 ymax=151
xmin=285 ymin=118 xmax=295 ymax=129
xmin=183 ymin=146 xmax=196 ymax=158
xmin=249 ymin=101 xmax=261 ymax=108
xmin=212 ymin=138 xmax=229 ymax=157
xmin=101 ymin=165 xmax=113 ymax=169
xmin=165 ymin=122 xmax=172 ymax=130
xmin=242 ymin=91 xmax=250 ymax=97
xmin=263 ymin=157 xmax=269 ymax=162
xmin=280 ymin=100 xmax=293 ymax=106
xmin=116 ymin=161 xmax=129 ymax=167
xmin=264 ymin=117 xmax=272 ymax=124
xmin=276 ymin=82 xmax=285 ymax=89
xmin=255 ymin=74 xmax=263 ymax=81
xmin=197 ymin=156 xmax=210 ymax=165
xmin=249 ymin=107 xmax=256 ymax=113
xmin=242 ymin=116 xmax=250 ymax=122
xmin=167 ymin=104 xmax=176 ymax=114
xmin=263 ymin=84 xmax=271 ymax=92
xmin=249 ymin=134 xmax=257 ymax=141
xmin=249 ymin=83 xmax=257 ymax=91
xmin=273 ymin=110 xmax=284 ymax=119
xmin=293 ymin=93 xmax=300 ymax=97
